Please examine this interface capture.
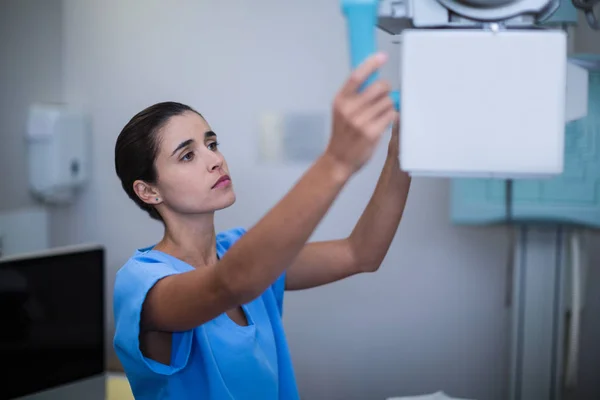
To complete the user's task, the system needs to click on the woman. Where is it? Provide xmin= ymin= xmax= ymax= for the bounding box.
xmin=113 ymin=53 xmax=410 ymax=399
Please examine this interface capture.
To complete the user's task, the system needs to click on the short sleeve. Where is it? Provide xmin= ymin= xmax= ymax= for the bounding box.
xmin=112 ymin=260 xmax=193 ymax=376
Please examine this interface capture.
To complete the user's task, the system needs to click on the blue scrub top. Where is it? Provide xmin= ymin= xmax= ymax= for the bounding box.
xmin=113 ymin=227 xmax=300 ymax=399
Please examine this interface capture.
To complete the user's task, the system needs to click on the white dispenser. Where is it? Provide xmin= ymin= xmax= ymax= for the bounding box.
xmin=25 ymin=103 xmax=91 ymax=204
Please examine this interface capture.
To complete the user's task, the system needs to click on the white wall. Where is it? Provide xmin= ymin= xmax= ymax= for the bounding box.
xmin=0 ymin=0 xmax=62 ymax=211
xmin=0 ymin=0 xmax=59 ymax=258
xmin=51 ymin=1 xmax=599 ymax=399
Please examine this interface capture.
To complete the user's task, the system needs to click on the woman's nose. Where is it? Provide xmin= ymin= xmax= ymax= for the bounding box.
xmin=207 ymin=152 xmax=224 ymax=171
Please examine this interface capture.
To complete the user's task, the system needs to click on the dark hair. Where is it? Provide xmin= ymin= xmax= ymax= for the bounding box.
xmin=114 ymin=101 xmax=201 ymax=221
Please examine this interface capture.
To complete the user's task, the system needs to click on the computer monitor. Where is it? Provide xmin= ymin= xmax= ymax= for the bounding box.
xmin=0 ymin=244 xmax=105 ymax=400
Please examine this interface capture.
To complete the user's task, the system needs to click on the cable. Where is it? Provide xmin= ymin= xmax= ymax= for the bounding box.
xmin=565 ymin=230 xmax=583 ymax=388
xmin=572 ymin=0 xmax=600 ymax=30
xmin=505 ymin=180 xmax=515 ymax=307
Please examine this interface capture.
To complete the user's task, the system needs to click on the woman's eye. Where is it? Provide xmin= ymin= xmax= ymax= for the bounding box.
xmin=181 ymin=151 xmax=194 ymax=162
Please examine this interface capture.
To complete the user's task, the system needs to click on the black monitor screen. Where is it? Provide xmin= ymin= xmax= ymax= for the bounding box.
xmin=0 ymin=246 xmax=105 ymax=399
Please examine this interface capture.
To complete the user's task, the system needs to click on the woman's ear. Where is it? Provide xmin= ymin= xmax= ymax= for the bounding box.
xmin=133 ymin=180 xmax=162 ymax=205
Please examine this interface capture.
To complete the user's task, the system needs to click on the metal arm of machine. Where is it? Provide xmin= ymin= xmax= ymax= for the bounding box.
xmin=341 ymin=0 xmax=598 ymax=113
xmin=373 ymin=0 xmax=599 ymax=32
xmin=572 ymin=0 xmax=600 ymax=29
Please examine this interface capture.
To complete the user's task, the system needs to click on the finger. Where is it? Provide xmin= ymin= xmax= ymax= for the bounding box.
xmin=354 ymin=94 xmax=394 ymax=126
xmin=348 ymin=80 xmax=391 ymax=112
xmin=340 ymin=52 xmax=388 ymax=96
xmin=346 ymin=81 xmax=391 ymax=115
xmin=391 ymin=113 xmax=400 ymax=137
xmin=366 ymin=108 xmax=397 ymax=140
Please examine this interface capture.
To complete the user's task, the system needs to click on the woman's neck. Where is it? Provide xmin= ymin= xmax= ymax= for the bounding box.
xmin=155 ymin=212 xmax=218 ymax=268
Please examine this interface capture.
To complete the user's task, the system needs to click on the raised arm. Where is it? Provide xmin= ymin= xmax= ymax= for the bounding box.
xmin=142 ymin=53 xmax=398 ymax=332
xmin=284 ymin=115 xmax=411 ymax=291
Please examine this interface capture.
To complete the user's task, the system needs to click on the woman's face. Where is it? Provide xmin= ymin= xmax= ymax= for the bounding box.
xmin=149 ymin=111 xmax=236 ymax=216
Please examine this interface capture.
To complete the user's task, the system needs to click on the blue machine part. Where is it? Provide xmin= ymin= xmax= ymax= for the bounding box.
xmin=451 ymin=58 xmax=600 ymax=228
xmin=341 ymin=0 xmax=401 ymax=110
xmin=542 ymin=0 xmax=579 ymax=24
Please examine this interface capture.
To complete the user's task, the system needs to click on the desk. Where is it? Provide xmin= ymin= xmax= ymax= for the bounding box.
xmin=106 ymin=374 xmax=133 ymax=400
xmin=106 ymin=349 xmax=132 ymax=400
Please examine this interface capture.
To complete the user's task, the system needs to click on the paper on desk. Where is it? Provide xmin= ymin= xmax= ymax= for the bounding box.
xmin=387 ymin=391 xmax=474 ymax=400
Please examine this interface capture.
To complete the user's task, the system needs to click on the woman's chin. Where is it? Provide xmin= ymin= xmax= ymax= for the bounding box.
xmin=215 ymin=191 xmax=236 ymax=210
xmin=185 ymin=191 xmax=235 ymax=214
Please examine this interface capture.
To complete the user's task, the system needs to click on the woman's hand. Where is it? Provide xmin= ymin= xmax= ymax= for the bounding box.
xmin=325 ymin=52 xmax=397 ymax=176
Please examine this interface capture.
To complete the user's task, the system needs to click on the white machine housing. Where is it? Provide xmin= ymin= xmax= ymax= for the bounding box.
xmin=26 ymin=103 xmax=91 ymax=204
xmin=399 ymin=28 xmax=588 ymax=177
xmin=376 ymin=0 xmax=592 ymax=177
